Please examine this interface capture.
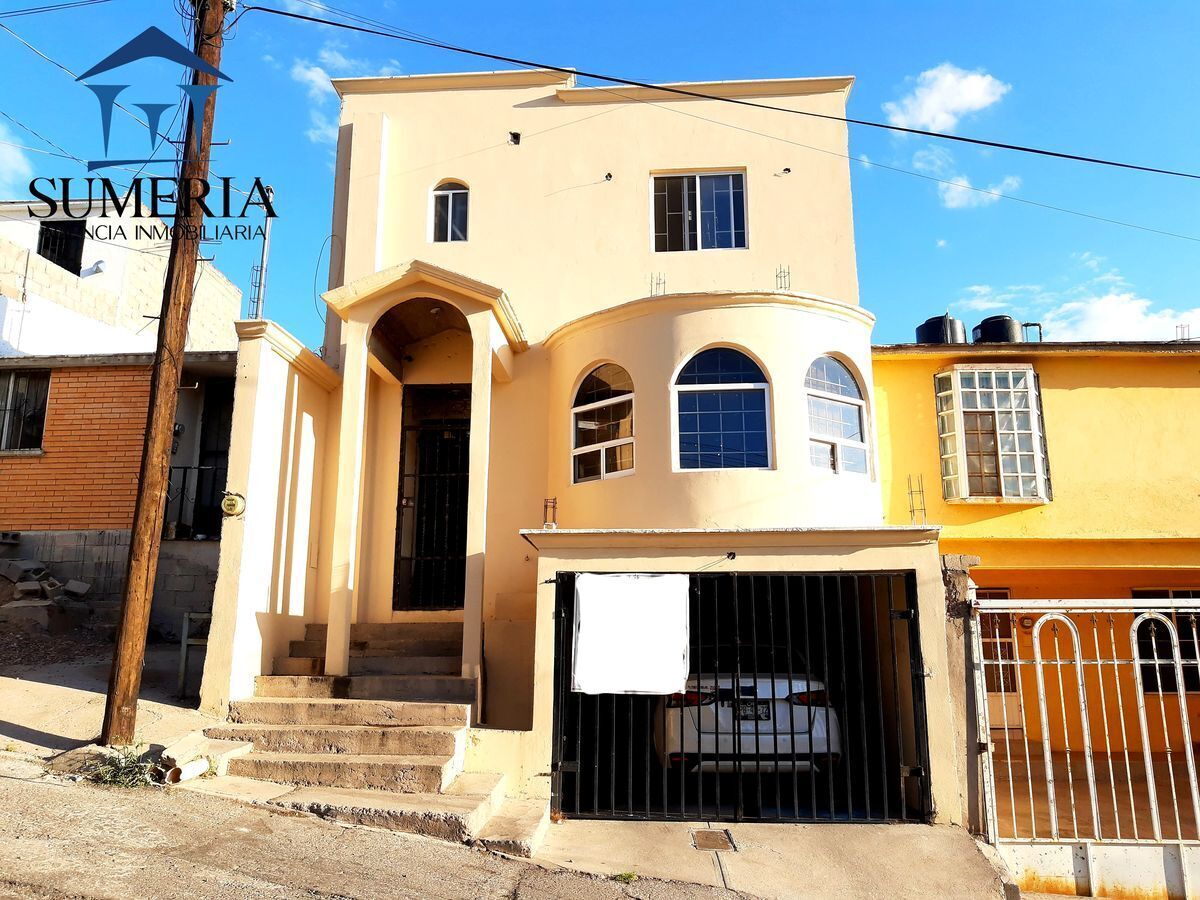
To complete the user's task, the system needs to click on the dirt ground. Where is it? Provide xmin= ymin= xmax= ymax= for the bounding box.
xmin=0 ymin=757 xmax=746 ymax=900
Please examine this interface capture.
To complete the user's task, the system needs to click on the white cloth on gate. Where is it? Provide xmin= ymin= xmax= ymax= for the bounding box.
xmin=571 ymin=572 xmax=690 ymax=695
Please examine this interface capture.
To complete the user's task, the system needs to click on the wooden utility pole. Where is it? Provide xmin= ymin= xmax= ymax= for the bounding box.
xmin=102 ymin=0 xmax=228 ymax=745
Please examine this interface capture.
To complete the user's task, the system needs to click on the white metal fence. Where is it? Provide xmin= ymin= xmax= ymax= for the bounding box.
xmin=971 ymin=595 xmax=1200 ymax=898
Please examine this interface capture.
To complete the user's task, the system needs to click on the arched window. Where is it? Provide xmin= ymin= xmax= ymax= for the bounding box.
xmin=572 ymin=364 xmax=634 ymax=483
xmin=674 ymin=348 xmax=770 ymax=470
xmin=431 ymin=181 xmax=468 ymax=242
xmin=805 ymin=356 xmax=868 ymax=474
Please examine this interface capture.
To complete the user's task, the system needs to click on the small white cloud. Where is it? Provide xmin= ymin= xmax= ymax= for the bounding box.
xmin=939 ymin=173 xmax=1021 ymax=209
xmin=884 ymin=63 xmax=1011 ymax=133
xmin=936 ymin=239 xmax=948 ymax=248
xmin=290 ymin=59 xmax=336 ymax=103
xmin=1042 ymin=292 xmax=1200 ymax=341
xmin=0 ymin=122 xmax=33 ymax=197
xmin=290 ymin=41 xmax=403 ymax=143
xmin=858 ymin=153 xmax=872 ymax=168
xmin=912 ymin=145 xmax=1020 ymax=208
xmin=1074 ymin=250 xmax=1104 ymax=271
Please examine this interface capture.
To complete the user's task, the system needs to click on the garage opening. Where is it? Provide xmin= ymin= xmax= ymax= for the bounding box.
xmin=551 ymin=571 xmax=931 ymax=823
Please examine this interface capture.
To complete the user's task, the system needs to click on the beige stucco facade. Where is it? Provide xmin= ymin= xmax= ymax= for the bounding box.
xmin=201 ymin=69 xmax=966 ymax=823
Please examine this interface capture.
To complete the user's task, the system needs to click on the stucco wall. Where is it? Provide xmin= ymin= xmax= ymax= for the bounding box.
xmin=324 ymin=72 xmax=859 ymax=354
xmin=874 ymin=350 xmax=1200 ymax=547
xmin=200 ymin=322 xmax=338 ymax=713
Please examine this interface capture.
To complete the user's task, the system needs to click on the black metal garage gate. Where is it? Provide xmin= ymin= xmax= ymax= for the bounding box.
xmin=550 ymin=571 xmax=932 ymax=823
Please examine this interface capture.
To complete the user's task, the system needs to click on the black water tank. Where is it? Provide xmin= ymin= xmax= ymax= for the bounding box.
xmin=916 ymin=314 xmax=967 ymax=344
xmin=972 ymin=315 xmax=1022 ymax=343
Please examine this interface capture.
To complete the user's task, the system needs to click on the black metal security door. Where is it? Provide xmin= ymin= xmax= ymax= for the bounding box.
xmin=550 ymin=571 xmax=932 ymax=823
xmin=393 ymin=386 xmax=470 ymax=610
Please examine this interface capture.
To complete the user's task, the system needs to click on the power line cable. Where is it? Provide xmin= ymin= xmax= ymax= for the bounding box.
xmin=241 ymin=3 xmax=1200 ymax=181
xmin=568 ymin=75 xmax=1200 ymax=244
xmin=0 ymin=0 xmax=112 ymax=19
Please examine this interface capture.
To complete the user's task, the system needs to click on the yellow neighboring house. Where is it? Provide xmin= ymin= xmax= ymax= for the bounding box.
xmin=874 ymin=337 xmax=1200 ymax=598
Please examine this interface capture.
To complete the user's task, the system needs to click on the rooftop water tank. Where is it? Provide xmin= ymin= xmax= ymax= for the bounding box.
xmin=972 ymin=315 xmax=1022 ymax=343
xmin=915 ymin=314 xmax=967 ymax=345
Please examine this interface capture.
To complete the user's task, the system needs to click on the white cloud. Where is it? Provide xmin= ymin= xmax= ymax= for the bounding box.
xmin=884 ymin=63 xmax=1011 ymax=132
xmin=290 ymin=41 xmax=403 ymax=143
xmin=936 ymin=239 xmax=948 ymax=249
xmin=0 ymin=122 xmax=33 ymax=197
xmin=948 ymin=258 xmax=1197 ymax=341
xmin=939 ymin=173 xmax=1021 ymax=209
xmin=1041 ymin=292 xmax=1200 ymax=341
xmin=911 ymin=145 xmax=1020 ymax=208
xmin=858 ymin=153 xmax=872 ymax=168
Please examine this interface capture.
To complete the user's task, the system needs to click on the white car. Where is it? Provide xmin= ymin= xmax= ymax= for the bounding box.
xmin=653 ymin=673 xmax=842 ymax=773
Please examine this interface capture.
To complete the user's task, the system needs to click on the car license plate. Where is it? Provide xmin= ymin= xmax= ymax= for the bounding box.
xmin=736 ymin=700 xmax=771 ymax=721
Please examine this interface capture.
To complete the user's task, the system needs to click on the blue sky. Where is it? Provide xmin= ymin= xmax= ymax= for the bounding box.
xmin=1 ymin=0 xmax=1197 ymax=349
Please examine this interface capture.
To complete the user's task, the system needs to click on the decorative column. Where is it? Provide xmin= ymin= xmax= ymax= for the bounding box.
xmin=324 ymin=317 xmax=371 ymax=675
xmin=461 ymin=312 xmax=493 ymax=708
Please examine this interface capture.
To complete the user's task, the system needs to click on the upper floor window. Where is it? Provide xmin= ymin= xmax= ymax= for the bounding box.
xmin=674 ymin=348 xmax=769 ymax=470
xmin=431 ymin=181 xmax=468 ymax=242
xmin=805 ymin=356 xmax=868 ymax=474
xmin=0 ymin=369 xmax=50 ymax=451
xmin=935 ymin=366 xmax=1051 ymax=501
xmin=653 ymin=173 xmax=746 ymax=252
xmin=36 ymin=220 xmax=86 ymax=275
xmin=572 ymin=364 xmax=634 ymax=483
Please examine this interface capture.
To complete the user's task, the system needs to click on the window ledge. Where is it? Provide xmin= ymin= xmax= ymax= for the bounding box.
xmin=946 ymin=496 xmax=1049 ymax=506
xmin=0 ymin=448 xmax=44 ymax=457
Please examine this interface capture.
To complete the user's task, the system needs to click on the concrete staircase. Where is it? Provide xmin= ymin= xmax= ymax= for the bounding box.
xmin=182 ymin=622 xmax=549 ymax=856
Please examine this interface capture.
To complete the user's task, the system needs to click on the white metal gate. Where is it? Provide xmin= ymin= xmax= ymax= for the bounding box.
xmin=971 ymin=595 xmax=1200 ymax=898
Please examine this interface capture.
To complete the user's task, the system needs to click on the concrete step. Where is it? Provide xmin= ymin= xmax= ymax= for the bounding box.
xmin=205 ymin=723 xmax=464 ymax=757
xmin=305 ymin=622 xmax=463 ymax=642
xmin=475 ymin=798 xmax=552 ymax=858
xmin=255 ymin=675 xmax=476 ymax=704
xmin=289 ymin=638 xmax=462 ymax=658
xmin=272 ymin=772 xmax=507 ymax=842
xmin=227 ymin=751 xmax=459 ymax=793
xmin=228 ymin=698 xmax=470 ymax=728
xmin=273 ymin=656 xmax=462 ymax=677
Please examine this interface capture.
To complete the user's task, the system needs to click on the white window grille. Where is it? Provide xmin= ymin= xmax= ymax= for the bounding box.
xmin=935 ymin=365 xmax=1051 ymax=501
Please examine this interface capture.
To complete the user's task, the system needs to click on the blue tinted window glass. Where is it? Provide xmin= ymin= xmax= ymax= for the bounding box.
xmin=676 ymin=388 xmax=768 ymax=469
xmin=676 ymin=348 xmax=766 ymax=385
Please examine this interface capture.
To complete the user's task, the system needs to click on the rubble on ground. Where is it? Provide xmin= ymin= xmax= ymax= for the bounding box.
xmin=0 ymin=541 xmax=103 ymax=636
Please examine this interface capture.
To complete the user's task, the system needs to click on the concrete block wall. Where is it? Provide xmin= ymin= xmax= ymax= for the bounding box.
xmin=4 ymin=529 xmax=220 ymax=638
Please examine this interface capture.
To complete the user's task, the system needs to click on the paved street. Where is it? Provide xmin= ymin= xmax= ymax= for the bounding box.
xmin=0 ymin=757 xmax=745 ymax=900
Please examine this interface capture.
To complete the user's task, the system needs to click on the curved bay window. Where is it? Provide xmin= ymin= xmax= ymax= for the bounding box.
xmin=805 ymin=356 xmax=868 ymax=474
xmin=674 ymin=347 xmax=770 ymax=470
xmin=431 ymin=181 xmax=469 ymax=242
xmin=572 ymin=364 xmax=634 ymax=483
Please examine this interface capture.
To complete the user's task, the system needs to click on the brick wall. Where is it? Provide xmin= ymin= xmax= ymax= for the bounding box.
xmin=0 ymin=365 xmax=150 ymax=530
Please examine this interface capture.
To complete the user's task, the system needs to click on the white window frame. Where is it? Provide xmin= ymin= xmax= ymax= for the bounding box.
xmin=670 ymin=361 xmax=772 ymax=473
xmin=649 ymin=170 xmax=749 ymax=253
xmin=805 ymin=370 xmax=869 ymax=477
xmin=571 ymin=391 xmax=636 ymax=484
xmin=935 ymin=364 xmax=1049 ymax=502
xmin=429 ymin=182 xmax=469 ymax=243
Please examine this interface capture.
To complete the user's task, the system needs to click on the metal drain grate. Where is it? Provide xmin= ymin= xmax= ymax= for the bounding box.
xmin=692 ymin=829 xmax=735 ymax=852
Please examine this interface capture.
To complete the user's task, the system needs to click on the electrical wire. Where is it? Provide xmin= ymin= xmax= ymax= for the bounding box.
xmin=0 ymin=0 xmax=112 ymax=19
xmin=241 ymin=3 xmax=1200 ymax=181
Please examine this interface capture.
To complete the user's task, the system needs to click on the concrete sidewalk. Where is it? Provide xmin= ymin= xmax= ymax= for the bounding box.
xmin=0 ymin=643 xmax=214 ymax=758
xmin=537 ymin=818 xmax=1006 ymax=899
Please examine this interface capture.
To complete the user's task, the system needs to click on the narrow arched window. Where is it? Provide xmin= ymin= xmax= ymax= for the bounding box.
xmin=674 ymin=348 xmax=770 ymax=470
xmin=572 ymin=364 xmax=634 ymax=483
xmin=432 ymin=181 xmax=468 ymax=242
xmin=806 ymin=356 xmax=868 ymax=474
